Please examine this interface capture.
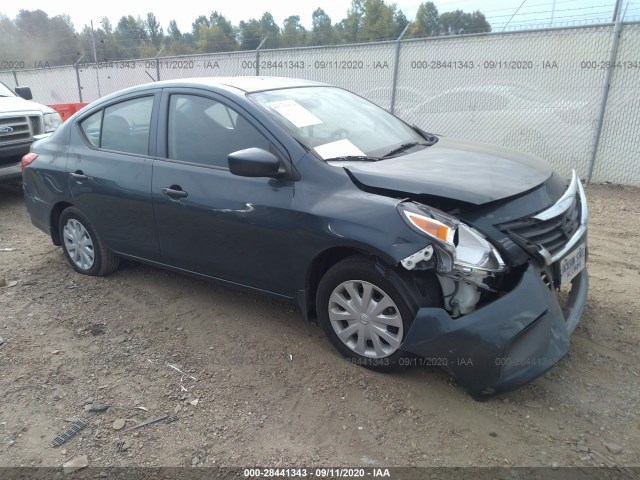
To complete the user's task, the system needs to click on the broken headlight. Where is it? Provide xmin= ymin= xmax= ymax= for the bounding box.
xmin=398 ymin=202 xmax=506 ymax=273
xmin=456 ymin=223 xmax=506 ymax=272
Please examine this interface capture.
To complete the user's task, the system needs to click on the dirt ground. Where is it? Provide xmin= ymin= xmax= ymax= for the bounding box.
xmin=0 ymin=183 xmax=639 ymax=469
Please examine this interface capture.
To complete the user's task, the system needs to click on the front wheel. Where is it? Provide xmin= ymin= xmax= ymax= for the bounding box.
xmin=316 ymin=255 xmax=420 ymax=372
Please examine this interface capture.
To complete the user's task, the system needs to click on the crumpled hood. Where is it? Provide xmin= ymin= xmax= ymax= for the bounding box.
xmin=345 ymin=137 xmax=553 ymax=205
xmin=0 ymin=96 xmax=54 ymax=115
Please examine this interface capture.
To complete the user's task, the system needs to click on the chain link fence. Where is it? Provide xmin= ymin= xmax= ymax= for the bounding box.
xmin=395 ymin=26 xmax=613 ymax=181
xmin=591 ymin=23 xmax=640 ymax=184
xmin=2 ymin=22 xmax=639 ymax=185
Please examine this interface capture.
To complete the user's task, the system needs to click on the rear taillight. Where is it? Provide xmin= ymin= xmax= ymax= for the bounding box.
xmin=21 ymin=153 xmax=38 ymax=172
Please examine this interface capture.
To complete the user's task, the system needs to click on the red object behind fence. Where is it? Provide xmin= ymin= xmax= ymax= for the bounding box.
xmin=48 ymin=103 xmax=89 ymax=122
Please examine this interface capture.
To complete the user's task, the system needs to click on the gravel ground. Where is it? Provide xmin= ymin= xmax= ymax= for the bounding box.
xmin=0 ymin=183 xmax=638 ymax=469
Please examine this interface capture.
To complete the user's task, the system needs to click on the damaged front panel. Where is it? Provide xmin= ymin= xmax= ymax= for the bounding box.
xmin=398 ymin=199 xmax=507 ymax=317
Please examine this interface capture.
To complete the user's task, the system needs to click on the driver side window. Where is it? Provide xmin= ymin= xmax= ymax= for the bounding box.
xmin=167 ymin=94 xmax=272 ymax=168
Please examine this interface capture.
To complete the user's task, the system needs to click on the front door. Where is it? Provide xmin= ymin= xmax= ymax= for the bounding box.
xmin=151 ymin=90 xmax=296 ymax=296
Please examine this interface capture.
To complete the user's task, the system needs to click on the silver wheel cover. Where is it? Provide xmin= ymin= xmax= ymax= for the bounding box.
xmin=63 ymin=218 xmax=95 ymax=270
xmin=328 ymin=280 xmax=403 ymax=358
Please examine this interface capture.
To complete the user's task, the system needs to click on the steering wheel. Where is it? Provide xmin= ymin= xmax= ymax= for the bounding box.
xmin=328 ymin=128 xmax=349 ymax=141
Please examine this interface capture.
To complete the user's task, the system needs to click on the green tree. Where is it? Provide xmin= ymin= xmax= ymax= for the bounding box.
xmin=0 ymin=14 xmax=19 ymax=67
xmin=101 ymin=17 xmax=113 ymax=34
xmin=12 ymin=10 xmax=79 ymax=66
xmin=47 ymin=15 xmax=79 ymax=64
xmin=167 ymin=20 xmax=181 ymax=40
xmin=359 ymin=0 xmax=397 ymax=41
xmin=165 ymin=20 xmax=197 ymax=55
xmin=114 ymin=15 xmax=148 ymax=58
xmin=78 ymin=20 xmax=121 ymax=62
xmin=341 ymin=0 xmax=365 ymax=43
xmin=210 ymin=12 xmax=235 ymax=41
xmin=259 ymin=12 xmax=281 ymax=48
xmin=238 ymin=19 xmax=262 ymax=50
xmin=439 ymin=9 xmax=490 ymax=35
xmin=191 ymin=15 xmax=210 ymax=41
xmin=282 ymin=15 xmax=306 ymax=47
xmin=408 ymin=2 xmax=440 ymax=38
xmin=15 ymin=10 xmax=52 ymax=64
xmin=1 ymin=6 xmax=493 ymax=66
xmin=197 ymin=24 xmax=237 ymax=52
xmin=145 ymin=12 xmax=163 ymax=49
xmin=394 ymin=9 xmax=409 ymax=37
xmin=309 ymin=8 xmax=336 ymax=46
xmin=468 ymin=11 xmax=491 ymax=33
xmin=98 ymin=17 xmax=123 ymax=60
xmin=238 ymin=12 xmax=281 ymax=50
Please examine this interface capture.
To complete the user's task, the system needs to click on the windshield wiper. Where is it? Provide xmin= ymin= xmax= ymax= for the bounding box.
xmin=325 ymin=155 xmax=381 ymax=162
xmin=412 ymin=125 xmax=439 ymax=145
xmin=382 ymin=142 xmax=427 ymax=158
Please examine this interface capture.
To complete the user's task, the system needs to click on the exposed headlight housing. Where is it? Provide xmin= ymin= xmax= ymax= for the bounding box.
xmin=398 ymin=202 xmax=505 ymax=273
xmin=43 ymin=112 xmax=62 ymax=133
xmin=456 ymin=223 xmax=505 ymax=272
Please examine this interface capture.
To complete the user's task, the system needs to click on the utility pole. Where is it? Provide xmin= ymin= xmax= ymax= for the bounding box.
xmin=390 ymin=23 xmax=410 ymax=115
xmin=255 ymin=37 xmax=267 ymax=76
xmin=74 ymin=53 xmax=85 ymax=102
xmin=550 ymin=0 xmax=557 ymax=27
xmin=612 ymin=0 xmax=623 ymax=21
xmin=587 ymin=0 xmax=628 ymax=182
xmin=91 ymin=20 xmax=101 ymax=97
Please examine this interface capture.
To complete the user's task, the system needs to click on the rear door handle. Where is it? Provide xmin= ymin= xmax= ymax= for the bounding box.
xmin=70 ymin=171 xmax=88 ymax=181
xmin=161 ymin=187 xmax=188 ymax=199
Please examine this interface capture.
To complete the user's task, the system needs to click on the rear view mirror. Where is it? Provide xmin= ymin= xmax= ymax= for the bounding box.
xmin=228 ymin=148 xmax=281 ymax=178
xmin=15 ymin=86 xmax=33 ymax=100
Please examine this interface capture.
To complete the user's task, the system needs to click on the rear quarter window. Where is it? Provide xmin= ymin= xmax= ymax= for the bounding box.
xmin=80 ymin=110 xmax=102 ymax=147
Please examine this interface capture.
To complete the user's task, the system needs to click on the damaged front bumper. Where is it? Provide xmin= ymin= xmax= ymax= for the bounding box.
xmin=400 ymin=262 xmax=588 ymax=398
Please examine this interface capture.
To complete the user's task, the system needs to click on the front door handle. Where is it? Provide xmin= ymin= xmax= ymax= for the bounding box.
xmin=161 ymin=186 xmax=188 ymax=199
xmin=70 ymin=171 xmax=88 ymax=181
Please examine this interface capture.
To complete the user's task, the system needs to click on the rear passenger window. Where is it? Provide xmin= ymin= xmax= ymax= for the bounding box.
xmin=168 ymin=94 xmax=272 ymax=168
xmin=80 ymin=96 xmax=154 ymax=155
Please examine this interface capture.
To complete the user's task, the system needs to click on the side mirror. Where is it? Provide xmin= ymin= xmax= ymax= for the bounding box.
xmin=228 ymin=148 xmax=281 ymax=178
xmin=15 ymin=86 xmax=33 ymax=100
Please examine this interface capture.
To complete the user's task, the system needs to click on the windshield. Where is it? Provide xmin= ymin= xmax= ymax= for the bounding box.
xmin=0 ymin=82 xmax=16 ymax=97
xmin=249 ymin=86 xmax=427 ymax=160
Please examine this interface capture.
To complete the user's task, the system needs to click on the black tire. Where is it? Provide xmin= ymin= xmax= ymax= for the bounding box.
xmin=58 ymin=207 xmax=120 ymax=276
xmin=316 ymin=254 xmax=435 ymax=372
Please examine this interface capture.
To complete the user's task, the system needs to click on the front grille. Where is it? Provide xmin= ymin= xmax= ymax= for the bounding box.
xmin=29 ymin=115 xmax=43 ymax=135
xmin=500 ymin=194 xmax=581 ymax=257
xmin=0 ymin=115 xmax=33 ymax=144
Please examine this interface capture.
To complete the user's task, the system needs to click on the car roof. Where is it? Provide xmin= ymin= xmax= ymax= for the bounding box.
xmin=87 ymin=76 xmax=330 ymax=107
xmin=123 ymin=76 xmax=327 ymax=95
xmin=191 ymin=76 xmax=327 ymax=93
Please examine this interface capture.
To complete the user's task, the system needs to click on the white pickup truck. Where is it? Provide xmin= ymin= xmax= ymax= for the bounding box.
xmin=0 ymin=81 xmax=62 ymax=185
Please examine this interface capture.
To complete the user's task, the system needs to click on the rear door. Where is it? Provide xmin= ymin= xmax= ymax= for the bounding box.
xmin=67 ymin=92 xmax=161 ymax=260
xmin=151 ymin=88 xmax=296 ymax=296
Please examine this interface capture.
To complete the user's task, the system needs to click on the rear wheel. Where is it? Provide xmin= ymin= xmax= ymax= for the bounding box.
xmin=58 ymin=207 xmax=120 ymax=276
xmin=316 ymin=255 xmax=420 ymax=372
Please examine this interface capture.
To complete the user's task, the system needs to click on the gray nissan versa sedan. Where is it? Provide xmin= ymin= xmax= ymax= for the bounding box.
xmin=22 ymin=77 xmax=588 ymax=397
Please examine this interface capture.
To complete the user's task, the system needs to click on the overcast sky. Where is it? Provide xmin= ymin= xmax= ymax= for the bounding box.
xmin=1 ymin=0 xmax=635 ymax=34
